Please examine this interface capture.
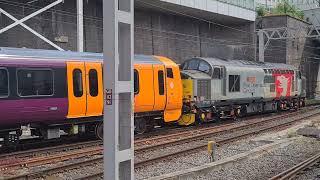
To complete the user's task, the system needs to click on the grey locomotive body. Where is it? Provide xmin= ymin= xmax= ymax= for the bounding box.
xmin=180 ymin=57 xmax=305 ymax=124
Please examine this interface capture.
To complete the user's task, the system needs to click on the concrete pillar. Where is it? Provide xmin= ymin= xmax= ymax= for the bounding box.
xmin=258 ymin=31 xmax=265 ymax=62
xmin=103 ymin=0 xmax=134 ymax=179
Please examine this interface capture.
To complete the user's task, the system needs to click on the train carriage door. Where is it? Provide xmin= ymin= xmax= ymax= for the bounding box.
xmin=134 ymin=64 xmax=155 ymax=112
xmin=85 ymin=62 xmax=103 ymax=117
xmin=152 ymin=64 xmax=166 ymax=111
xmin=67 ymin=62 xmax=87 ymax=118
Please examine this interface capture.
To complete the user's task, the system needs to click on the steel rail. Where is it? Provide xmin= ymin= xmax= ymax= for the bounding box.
xmin=134 ymin=110 xmax=303 ymax=147
xmin=74 ymin=172 xmax=103 ymax=180
xmin=134 ymin=111 xmax=320 ymax=168
xmin=5 ymin=109 xmax=319 ymax=179
xmin=0 ymin=140 xmax=102 ymax=159
xmin=270 ymin=152 xmax=320 ymax=180
xmin=3 ymin=157 xmax=103 ymax=180
xmin=135 ymin=109 xmax=311 ymax=152
xmin=0 ymin=146 xmax=103 ymax=171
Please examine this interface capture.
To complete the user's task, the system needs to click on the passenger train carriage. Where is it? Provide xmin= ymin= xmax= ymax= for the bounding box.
xmin=0 ymin=47 xmax=182 ymax=146
xmin=0 ymin=47 xmax=306 ymax=148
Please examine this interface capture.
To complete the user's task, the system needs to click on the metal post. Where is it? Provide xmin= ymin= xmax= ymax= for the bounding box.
xmin=258 ymin=30 xmax=265 ymax=62
xmin=0 ymin=0 xmax=63 ymax=34
xmin=77 ymin=0 xmax=84 ymax=52
xmin=0 ymin=0 xmax=64 ymax=51
xmin=103 ymin=0 xmax=134 ymax=179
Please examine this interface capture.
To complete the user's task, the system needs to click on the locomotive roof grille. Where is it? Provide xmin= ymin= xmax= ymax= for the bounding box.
xmin=186 ymin=57 xmax=296 ymax=70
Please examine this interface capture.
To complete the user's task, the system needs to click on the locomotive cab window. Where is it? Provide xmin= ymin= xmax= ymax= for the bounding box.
xmin=134 ymin=69 xmax=139 ymax=94
xmin=158 ymin=70 xmax=165 ymax=95
xmin=167 ymin=68 xmax=174 ymax=78
xmin=17 ymin=69 xmax=53 ymax=97
xmin=0 ymin=69 xmax=8 ymax=97
xmin=73 ymin=69 xmax=83 ymax=97
xmin=198 ymin=61 xmax=211 ymax=74
xmin=212 ymin=68 xmax=221 ymax=79
xmin=187 ymin=60 xmax=199 ymax=70
xmin=89 ymin=69 xmax=98 ymax=97
xmin=229 ymin=75 xmax=240 ymax=92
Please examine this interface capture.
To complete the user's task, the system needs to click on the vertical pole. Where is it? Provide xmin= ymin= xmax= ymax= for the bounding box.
xmin=103 ymin=0 xmax=134 ymax=179
xmin=77 ymin=0 xmax=84 ymax=52
xmin=254 ymin=21 xmax=257 ymax=61
xmin=258 ymin=30 xmax=265 ymax=62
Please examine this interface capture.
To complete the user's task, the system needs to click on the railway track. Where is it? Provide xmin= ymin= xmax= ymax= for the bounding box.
xmin=134 ymin=107 xmax=313 ymax=152
xmin=0 ymin=140 xmax=102 ymax=160
xmin=134 ymin=108 xmax=320 ymax=168
xmin=3 ymin=157 xmax=103 ymax=180
xmin=71 ymin=107 xmax=320 ymax=179
xmin=270 ymin=152 xmax=320 ymax=180
xmin=1 ymin=107 xmax=319 ymax=179
xmin=0 ymin=146 xmax=103 ymax=171
xmin=4 ymin=107 xmax=318 ymax=179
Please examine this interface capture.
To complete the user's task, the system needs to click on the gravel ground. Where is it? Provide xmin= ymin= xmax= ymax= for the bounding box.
xmin=293 ymin=162 xmax=320 ymax=180
xmin=135 ymin=113 xmax=320 ymax=179
xmin=3 ymin=109 xmax=319 ymax=180
xmin=135 ymin=139 xmax=273 ymax=179
xmin=43 ymin=156 xmax=103 ymax=180
xmin=196 ymin=137 xmax=320 ymax=180
xmin=135 ymin=108 xmax=320 ymax=163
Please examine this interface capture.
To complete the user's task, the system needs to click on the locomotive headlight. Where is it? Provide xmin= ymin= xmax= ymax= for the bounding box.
xmin=201 ymin=113 xmax=206 ymax=120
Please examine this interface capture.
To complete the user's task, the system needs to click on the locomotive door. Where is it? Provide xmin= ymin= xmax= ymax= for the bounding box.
xmin=152 ymin=64 xmax=166 ymax=111
xmin=85 ymin=62 xmax=103 ymax=117
xmin=67 ymin=62 xmax=87 ymax=118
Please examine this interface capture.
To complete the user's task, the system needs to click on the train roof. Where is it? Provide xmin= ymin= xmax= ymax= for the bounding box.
xmin=0 ymin=47 xmax=163 ymax=64
xmin=186 ymin=57 xmax=296 ymax=70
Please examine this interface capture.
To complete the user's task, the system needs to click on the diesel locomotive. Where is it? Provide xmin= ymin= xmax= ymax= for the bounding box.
xmin=0 ymin=47 xmax=306 ymax=147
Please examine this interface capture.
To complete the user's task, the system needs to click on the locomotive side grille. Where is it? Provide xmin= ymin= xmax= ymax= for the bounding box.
xmin=197 ymin=80 xmax=211 ymax=100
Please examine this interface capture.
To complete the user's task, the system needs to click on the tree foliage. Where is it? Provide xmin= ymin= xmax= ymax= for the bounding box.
xmin=256 ymin=6 xmax=267 ymax=17
xmin=272 ymin=0 xmax=304 ymax=19
xmin=257 ymin=0 xmax=304 ymax=20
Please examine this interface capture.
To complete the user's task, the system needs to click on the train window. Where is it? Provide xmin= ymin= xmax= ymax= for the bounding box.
xmin=212 ymin=68 xmax=221 ymax=79
xmin=167 ymin=68 xmax=174 ymax=78
xmin=298 ymin=71 xmax=302 ymax=79
xmin=181 ymin=62 xmax=188 ymax=70
xmin=229 ymin=75 xmax=240 ymax=92
xmin=264 ymin=76 xmax=275 ymax=83
xmin=89 ymin=69 xmax=98 ymax=97
xmin=270 ymin=84 xmax=275 ymax=92
xmin=17 ymin=69 xmax=53 ymax=97
xmin=73 ymin=69 xmax=83 ymax=97
xmin=292 ymin=76 xmax=295 ymax=92
xmin=198 ymin=61 xmax=210 ymax=74
xmin=134 ymin=69 xmax=139 ymax=94
xmin=0 ymin=69 xmax=8 ymax=97
xmin=188 ymin=60 xmax=199 ymax=70
xmin=158 ymin=70 xmax=165 ymax=95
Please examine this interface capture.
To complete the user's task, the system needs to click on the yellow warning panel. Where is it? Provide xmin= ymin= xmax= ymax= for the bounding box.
xmin=178 ymin=114 xmax=195 ymax=126
xmin=182 ymin=79 xmax=193 ymax=100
